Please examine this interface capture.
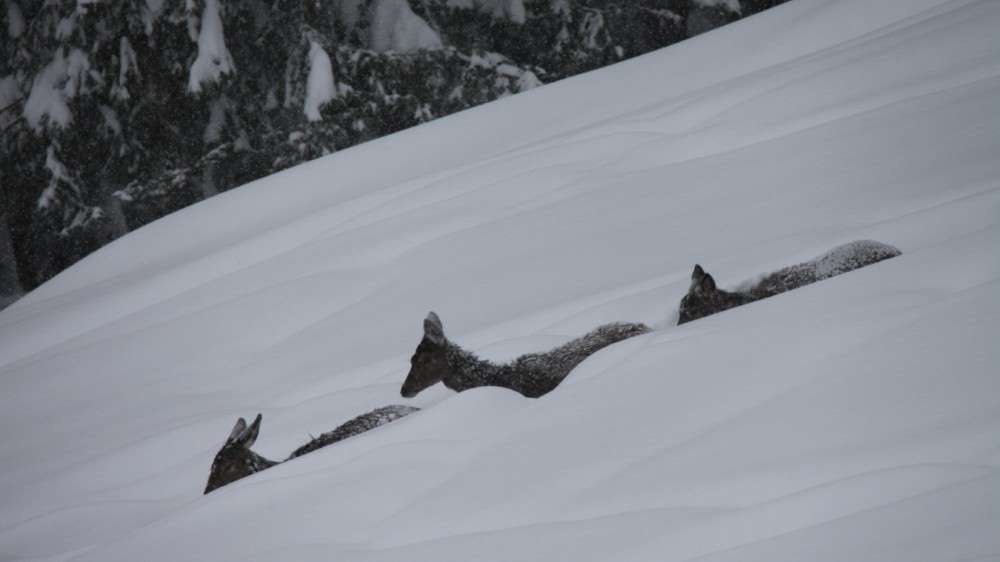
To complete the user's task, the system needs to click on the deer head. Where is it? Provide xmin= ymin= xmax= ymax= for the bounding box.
xmin=677 ymin=264 xmax=751 ymax=324
xmin=204 ymin=414 xmax=277 ymax=494
xmin=400 ymin=312 xmax=452 ymax=398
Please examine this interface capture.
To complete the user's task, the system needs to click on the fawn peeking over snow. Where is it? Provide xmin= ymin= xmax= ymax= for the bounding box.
xmin=678 ymin=240 xmax=901 ymax=324
xmin=401 ymin=312 xmax=651 ymax=398
xmin=204 ymin=405 xmax=418 ymax=494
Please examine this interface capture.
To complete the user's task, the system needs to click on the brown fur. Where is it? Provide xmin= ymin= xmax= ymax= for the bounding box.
xmin=678 ymin=240 xmax=901 ymax=324
xmin=204 ymin=406 xmax=417 ymax=494
xmin=401 ymin=312 xmax=651 ymax=398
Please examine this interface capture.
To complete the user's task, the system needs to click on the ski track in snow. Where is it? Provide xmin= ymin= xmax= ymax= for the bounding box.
xmin=2 ymin=0 xmax=1000 ymax=560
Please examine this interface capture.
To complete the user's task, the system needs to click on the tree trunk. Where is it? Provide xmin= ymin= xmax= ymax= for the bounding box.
xmin=100 ymin=184 xmax=130 ymax=243
xmin=201 ymin=161 xmax=219 ymax=199
xmin=0 ymin=214 xmax=24 ymax=309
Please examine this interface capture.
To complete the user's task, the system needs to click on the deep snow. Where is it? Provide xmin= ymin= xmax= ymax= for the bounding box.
xmin=1 ymin=0 xmax=999 ymax=560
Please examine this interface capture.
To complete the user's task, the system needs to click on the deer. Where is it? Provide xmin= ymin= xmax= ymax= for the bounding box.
xmin=678 ymin=239 xmax=901 ymax=324
xmin=400 ymin=312 xmax=652 ymax=399
xmin=204 ymin=405 xmax=419 ymax=494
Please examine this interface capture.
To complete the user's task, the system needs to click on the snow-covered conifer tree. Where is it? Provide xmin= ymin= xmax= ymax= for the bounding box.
xmin=0 ymin=0 xmax=788 ymax=298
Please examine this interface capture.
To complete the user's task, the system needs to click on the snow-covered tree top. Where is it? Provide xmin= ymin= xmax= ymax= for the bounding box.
xmin=23 ymin=48 xmax=93 ymax=131
xmin=304 ymin=41 xmax=336 ymax=121
xmin=188 ymin=0 xmax=235 ymax=93
xmin=369 ymin=0 xmax=443 ymax=52
xmin=693 ymin=0 xmax=741 ymax=14
xmin=447 ymin=0 xmax=527 ymax=24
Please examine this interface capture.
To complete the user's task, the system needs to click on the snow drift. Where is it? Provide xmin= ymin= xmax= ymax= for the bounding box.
xmin=1 ymin=0 xmax=999 ymax=560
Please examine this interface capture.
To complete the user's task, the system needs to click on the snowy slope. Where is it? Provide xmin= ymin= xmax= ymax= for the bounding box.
xmin=2 ymin=0 xmax=999 ymax=560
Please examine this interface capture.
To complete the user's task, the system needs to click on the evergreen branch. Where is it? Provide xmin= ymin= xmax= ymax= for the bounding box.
xmin=0 ymin=98 xmax=25 ymax=115
xmin=1 ymin=116 xmax=25 ymax=135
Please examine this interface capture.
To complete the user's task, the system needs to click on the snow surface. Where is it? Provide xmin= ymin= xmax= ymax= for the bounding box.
xmin=304 ymin=40 xmax=336 ymax=121
xmin=187 ymin=0 xmax=235 ymax=94
xmin=2 ymin=0 xmax=1000 ymax=560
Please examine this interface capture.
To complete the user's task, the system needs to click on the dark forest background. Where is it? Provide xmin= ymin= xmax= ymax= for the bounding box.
xmin=0 ymin=0 xmax=786 ymax=309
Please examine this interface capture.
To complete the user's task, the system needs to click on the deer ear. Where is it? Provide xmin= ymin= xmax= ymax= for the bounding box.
xmin=692 ymin=264 xmax=705 ymax=281
xmin=689 ymin=264 xmax=708 ymax=292
xmin=237 ymin=413 xmax=262 ymax=448
xmin=230 ymin=414 xmax=261 ymax=449
xmin=698 ymin=272 xmax=717 ymax=293
xmin=227 ymin=417 xmax=248 ymax=443
xmin=424 ymin=311 xmax=445 ymax=345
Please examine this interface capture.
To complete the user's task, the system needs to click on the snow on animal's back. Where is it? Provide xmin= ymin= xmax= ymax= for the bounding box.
xmin=807 ymin=240 xmax=901 ymax=279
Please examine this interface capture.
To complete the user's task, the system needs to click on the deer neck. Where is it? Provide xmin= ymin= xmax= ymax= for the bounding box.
xmin=247 ymin=450 xmax=280 ymax=475
xmin=441 ymin=340 xmax=507 ymax=393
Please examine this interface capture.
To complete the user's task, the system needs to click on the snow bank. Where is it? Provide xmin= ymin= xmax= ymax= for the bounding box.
xmin=1 ymin=0 xmax=998 ymax=561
